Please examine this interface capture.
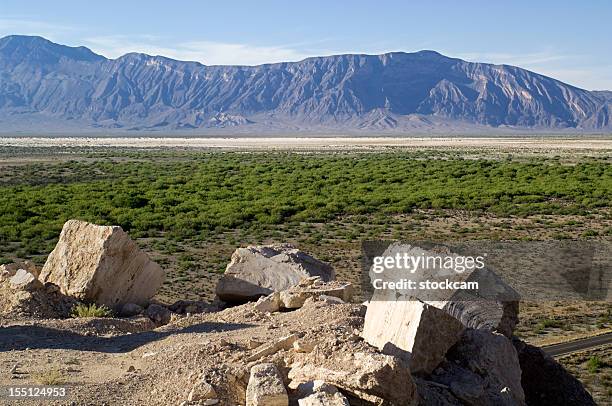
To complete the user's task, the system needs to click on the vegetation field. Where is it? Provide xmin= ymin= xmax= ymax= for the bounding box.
xmin=2 ymin=149 xmax=610 ymax=258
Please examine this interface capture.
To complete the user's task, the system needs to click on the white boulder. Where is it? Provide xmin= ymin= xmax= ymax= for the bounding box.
xmin=289 ymin=351 xmax=417 ymax=406
xmin=39 ymin=220 xmax=165 ymax=308
xmin=362 ymin=299 xmax=464 ymax=374
xmin=216 ymin=244 xmax=334 ymax=302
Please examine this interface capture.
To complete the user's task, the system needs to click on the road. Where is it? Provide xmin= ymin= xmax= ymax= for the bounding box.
xmin=542 ymin=332 xmax=612 ymax=357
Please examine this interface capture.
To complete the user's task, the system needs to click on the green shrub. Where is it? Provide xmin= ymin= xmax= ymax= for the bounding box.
xmin=71 ymin=303 xmax=113 ymax=318
xmin=33 ymin=368 xmax=66 ymax=385
xmin=0 ymin=153 xmax=610 ymax=258
xmin=587 ymin=356 xmax=604 ymax=373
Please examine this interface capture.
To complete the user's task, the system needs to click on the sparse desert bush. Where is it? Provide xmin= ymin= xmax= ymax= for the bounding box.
xmin=587 ymin=356 xmax=604 ymax=373
xmin=71 ymin=303 xmax=113 ymax=318
xmin=33 ymin=368 xmax=66 ymax=385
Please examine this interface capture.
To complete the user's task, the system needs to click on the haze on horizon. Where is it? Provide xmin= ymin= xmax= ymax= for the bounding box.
xmin=0 ymin=0 xmax=610 ymax=91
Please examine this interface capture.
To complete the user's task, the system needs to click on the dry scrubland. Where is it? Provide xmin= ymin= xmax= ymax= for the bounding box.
xmin=0 ymin=138 xmax=611 ymax=404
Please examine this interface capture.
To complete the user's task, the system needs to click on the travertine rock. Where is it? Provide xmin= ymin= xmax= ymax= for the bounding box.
xmin=120 ymin=303 xmax=144 ymax=317
xmin=145 ymin=304 xmax=172 ymax=325
xmin=254 ymin=279 xmax=352 ymax=312
xmin=362 ymin=299 xmax=464 ymax=374
xmin=1 ymin=261 xmax=39 ymax=282
xmin=247 ymin=334 xmax=298 ymax=362
xmin=414 ymin=378 xmax=463 ymax=406
xmin=216 ymin=244 xmax=334 ymax=302
xmin=188 ymin=381 xmax=217 ymax=402
xmin=168 ymin=299 xmax=216 ymax=315
xmin=369 ymin=242 xmax=520 ymax=336
xmin=443 ymin=329 xmax=525 ymax=405
xmin=279 ymin=281 xmax=352 ymax=309
xmin=293 ymin=380 xmax=348 ymax=406
xmin=298 ymin=387 xmax=349 ymax=406
xmin=40 ymin=220 xmax=165 ymax=308
xmin=9 ymin=269 xmax=43 ymax=291
xmin=289 ymin=351 xmax=418 ymax=406
xmin=0 ymin=278 xmax=77 ymax=319
xmin=246 ymin=363 xmax=288 ymax=406
xmin=254 ymin=292 xmax=282 ymax=313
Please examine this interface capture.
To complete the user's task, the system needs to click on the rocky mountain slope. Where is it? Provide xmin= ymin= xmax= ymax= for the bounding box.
xmin=0 ymin=35 xmax=610 ymax=132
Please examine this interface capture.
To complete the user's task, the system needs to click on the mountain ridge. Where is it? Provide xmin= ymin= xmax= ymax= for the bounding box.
xmin=0 ymin=35 xmax=610 ymax=133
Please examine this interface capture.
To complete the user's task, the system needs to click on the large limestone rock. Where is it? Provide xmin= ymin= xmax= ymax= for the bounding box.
xmin=246 ymin=363 xmax=288 ymax=406
xmin=512 ymin=338 xmax=596 ymax=406
xmin=362 ymin=299 xmax=464 ymax=374
xmin=40 ymin=220 xmax=165 ymax=308
xmin=368 ymin=242 xmax=520 ymax=337
xmin=289 ymin=350 xmax=418 ymax=406
xmin=216 ymin=244 xmax=334 ymax=302
xmin=438 ymin=329 xmax=525 ymax=406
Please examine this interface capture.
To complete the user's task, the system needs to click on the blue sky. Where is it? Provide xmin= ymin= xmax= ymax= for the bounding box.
xmin=0 ymin=1 xmax=610 ymax=90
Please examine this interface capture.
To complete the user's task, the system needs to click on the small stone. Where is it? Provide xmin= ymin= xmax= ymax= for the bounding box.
xmin=1 ymin=261 xmax=39 ymax=282
xmin=9 ymin=269 xmax=43 ymax=291
xmin=127 ymin=365 xmax=136 ymax=373
xmin=188 ymin=381 xmax=217 ymax=402
xmin=247 ymin=334 xmax=298 ymax=362
xmin=120 ymin=303 xmax=144 ymax=317
xmin=248 ymin=339 xmax=263 ymax=349
xmin=145 ymin=304 xmax=171 ymax=325
xmin=293 ymin=340 xmax=316 ymax=353
xmin=254 ymin=292 xmax=281 ymax=313
xmin=319 ymin=295 xmax=345 ymax=304
xmin=246 ymin=363 xmax=288 ymax=406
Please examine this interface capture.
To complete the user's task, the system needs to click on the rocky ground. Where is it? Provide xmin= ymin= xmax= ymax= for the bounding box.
xmin=0 ymin=298 xmax=600 ymax=406
xmin=1 ymin=299 xmax=364 ymax=405
xmin=0 ymin=219 xmax=606 ymax=405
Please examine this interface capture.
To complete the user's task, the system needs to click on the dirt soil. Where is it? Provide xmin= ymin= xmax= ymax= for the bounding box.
xmin=0 ymin=300 xmax=365 ymax=405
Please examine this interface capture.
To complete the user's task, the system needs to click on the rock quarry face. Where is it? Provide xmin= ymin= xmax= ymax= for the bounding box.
xmin=216 ymin=244 xmax=334 ymax=302
xmin=39 ymin=220 xmax=165 ymax=308
xmin=0 ymin=234 xmax=598 ymax=406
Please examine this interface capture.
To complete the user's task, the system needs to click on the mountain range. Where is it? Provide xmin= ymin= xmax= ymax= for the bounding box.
xmin=0 ymin=35 xmax=610 ymax=133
